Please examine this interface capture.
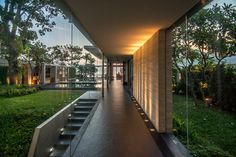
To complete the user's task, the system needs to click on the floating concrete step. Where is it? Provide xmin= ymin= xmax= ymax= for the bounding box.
xmin=72 ymin=111 xmax=90 ymax=116
xmin=74 ymin=106 xmax=93 ymax=111
xmin=49 ymin=146 xmax=66 ymax=157
xmin=78 ymin=98 xmax=97 ymax=102
xmin=76 ymin=101 xmax=96 ymax=106
xmin=60 ymin=130 xmax=78 ymax=139
xmin=55 ymin=139 xmax=71 ymax=148
xmin=48 ymin=97 xmax=98 ymax=157
xmin=65 ymin=123 xmax=83 ymax=130
xmin=68 ymin=116 xmax=87 ymax=123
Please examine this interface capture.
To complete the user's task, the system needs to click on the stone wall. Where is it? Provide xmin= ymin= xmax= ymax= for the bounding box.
xmin=133 ymin=29 xmax=172 ymax=133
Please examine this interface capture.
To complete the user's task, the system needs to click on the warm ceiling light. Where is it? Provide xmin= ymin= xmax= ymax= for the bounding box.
xmin=201 ymin=0 xmax=207 ymax=5
xmin=150 ymin=128 xmax=155 ymax=132
xmin=129 ymin=32 xmax=157 ymax=54
xmin=49 ymin=147 xmax=54 ymax=152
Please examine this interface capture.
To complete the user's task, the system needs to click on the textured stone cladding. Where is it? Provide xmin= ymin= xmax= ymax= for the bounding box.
xmin=133 ymin=29 xmax=172 ymax=133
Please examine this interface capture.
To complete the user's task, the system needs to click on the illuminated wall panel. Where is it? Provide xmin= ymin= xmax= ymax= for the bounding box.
xmin=133 ymin=29 xmax=172 ymax=133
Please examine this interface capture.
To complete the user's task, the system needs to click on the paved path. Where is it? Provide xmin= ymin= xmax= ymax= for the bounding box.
xmin=72 ymin=80 xmax=164 ymax=157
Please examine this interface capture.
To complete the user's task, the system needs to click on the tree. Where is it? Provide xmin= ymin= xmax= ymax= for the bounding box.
xmin=172 ymin=3 xmax=236 ymax=107
xmin=49 ymin=45 xmax=83 ymax=66
xmin=75 ymin=53 xmax=97 ymax=81
xmin=0 ymin=0 xmax=61 ymax=84
xmin=210 ymin=4 xmax=236 ymax=107
xmin=188 ymin=8 xmax=216 ymax=100
xmin=21 ymin=41 xmax=50 ymax=83
xmin=172 ymin=23 xmax=201 ymax=105
xmin=83 ymin=53 xmax=93 ymax=65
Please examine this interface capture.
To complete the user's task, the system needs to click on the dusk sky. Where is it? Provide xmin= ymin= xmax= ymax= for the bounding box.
xmin=0 ymin=0 xmax=235 ymax=63
xmin=33 ymin=0 xmax=236 ymax=64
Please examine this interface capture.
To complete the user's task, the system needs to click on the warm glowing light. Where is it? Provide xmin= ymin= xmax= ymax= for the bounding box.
xmin=204 ymin=97 xmax=212 ymax=104
xmin=6 ymin=77 xmax=10 ymax=85
xmin=201 ymin=0 xmax=207 ymax=5
xmin=15 ymin=78 xmax=18 ymax=85
xmin=122 ymin=28 xmax=158 ymax=54
xmin=130 ymin=42 xmax=144 ymax=47
xmin=200 ymin=82 xmax=208 ymax=89
xmin=150 ymin=128 xmax=155 ymax=132
xmin=49 ymin=147 xmax=53 ymax=152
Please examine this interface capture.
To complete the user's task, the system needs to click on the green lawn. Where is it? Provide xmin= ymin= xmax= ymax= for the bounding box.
xmin=173 ymin=95 xmax=236 ymax=157
xmin=0 ymin=90 xmax=84 ymax=157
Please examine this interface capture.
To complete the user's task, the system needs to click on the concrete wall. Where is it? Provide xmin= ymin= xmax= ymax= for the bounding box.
xmin=133 ymin=29 xmax=172 ymax=133
xmin=28 ymin=100 xmax=75 ymax=157
xmin=23 ymin=64 xmax=32 ymax=85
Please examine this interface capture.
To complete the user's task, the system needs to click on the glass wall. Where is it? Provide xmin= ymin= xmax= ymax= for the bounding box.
xmin=172 ymin=0 xmax=236 ymax=156
xmin=0 ymin=1 xmax=102 ymax=157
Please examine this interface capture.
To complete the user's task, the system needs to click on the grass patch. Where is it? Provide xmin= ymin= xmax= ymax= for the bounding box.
xmin=0 ymin=90 xmax=84 ymax=157
xmin=173 ymin=95 xmax=236 ymax=157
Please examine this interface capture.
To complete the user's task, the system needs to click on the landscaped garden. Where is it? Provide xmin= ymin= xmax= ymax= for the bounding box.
xmin=172 ymin=2 xmax=236 ymax=156
xmin=173 ymin=95 xmax=236 ymax=157
xmin=0 ymin=90 xmax=84 ymax=157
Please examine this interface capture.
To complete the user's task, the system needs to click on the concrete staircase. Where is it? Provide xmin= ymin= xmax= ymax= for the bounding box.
xmin=49 ymin=99 xmax=97 ymax=157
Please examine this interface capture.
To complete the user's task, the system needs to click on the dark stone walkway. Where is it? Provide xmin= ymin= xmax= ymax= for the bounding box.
xmin=72 ymin=80 xmax=164 ymax=157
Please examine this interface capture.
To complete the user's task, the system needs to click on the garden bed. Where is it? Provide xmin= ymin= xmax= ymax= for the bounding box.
xmin=173 ymin=95 xmax=236 ymax=157
xmin=0 ymin=85 xmax=38 ymax=97
xmin=0 ymin=90 xmax=84 ymax=157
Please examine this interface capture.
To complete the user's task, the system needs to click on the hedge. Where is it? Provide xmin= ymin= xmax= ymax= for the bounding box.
xmin=0 ymin=66 xmax=8 ymax=84
xmin=0 ymin=85 xmax=38 ymax=97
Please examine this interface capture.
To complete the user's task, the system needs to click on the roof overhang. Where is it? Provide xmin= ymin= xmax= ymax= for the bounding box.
xmin=84 ymin=45 xmax=103 ymax=59
xmin=61 ymin=0 xmax=210 ymax=60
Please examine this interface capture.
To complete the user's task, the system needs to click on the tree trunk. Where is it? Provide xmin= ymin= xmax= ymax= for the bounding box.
xmin=5 ymin=35 xmax=20 ymax=85
xmin=216 ymin=64 xmax=223 ymax=109
xmin=8 ymin=58 xmax=18 ymax=85
xmin=188 ymin=72 xmax=199 ymax=106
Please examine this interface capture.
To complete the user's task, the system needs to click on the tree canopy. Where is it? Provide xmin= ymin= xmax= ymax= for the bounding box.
xmin=0 ymin=0 xmax=62 ymax=84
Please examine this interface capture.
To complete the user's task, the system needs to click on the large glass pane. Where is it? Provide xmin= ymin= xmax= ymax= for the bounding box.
xmin=172 ymin=0 xmax=236 ymax=156
xmin=0 ymin=1 xmax=101 ymax=157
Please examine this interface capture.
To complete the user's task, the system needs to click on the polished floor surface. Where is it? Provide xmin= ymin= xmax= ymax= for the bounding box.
xmin=72 ymin=80 xmax=164 ymax=157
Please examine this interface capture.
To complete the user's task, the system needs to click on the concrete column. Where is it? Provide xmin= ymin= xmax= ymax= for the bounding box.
xmin=40 ymin=63 xmax=46 ymax=84
xmin=106 ymin=61 xmax=109 ymax=88
xmin=110 ymin=62 xmax=113 ymax=83
xmin=67 ymin=67 xmax=70 ymax=82
xmin=50 ymin=66 xmax=57 ymax=83
xmin=157 ymin=29 xmax=172 ymax=132
xmin=55 ymin=66 xmax=58 ymax=83
xmin=102 ymin=54 xmax=104 ymax=97
xmin=125 ymin=62 xmax=128 ymax=84
xmin=24 ymin=64 xmax=32 ymax=85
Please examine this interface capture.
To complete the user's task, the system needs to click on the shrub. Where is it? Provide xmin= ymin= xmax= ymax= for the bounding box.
xmin=174 ymin=65 xmax=236 ymax=112
xmin=0 ymin=85 xmax=38 ymax=97
xmin=173 ymin=114 xmax=234 ymax=157
xmin=0 ymin=66 xmax=8 ymax=84
xmin=209 ymin=65 xmax=236 ymax=111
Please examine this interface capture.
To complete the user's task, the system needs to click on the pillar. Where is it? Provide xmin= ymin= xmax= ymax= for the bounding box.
xmin=109 ymin=62 xmax=113 ymax=83
xmin=102 ymin=54 xmax=104 ymax=97
xmin=24 ymin=64 xmax=32 ymax=85
xmin=40 ymin=63 xmax=46 ymax=84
